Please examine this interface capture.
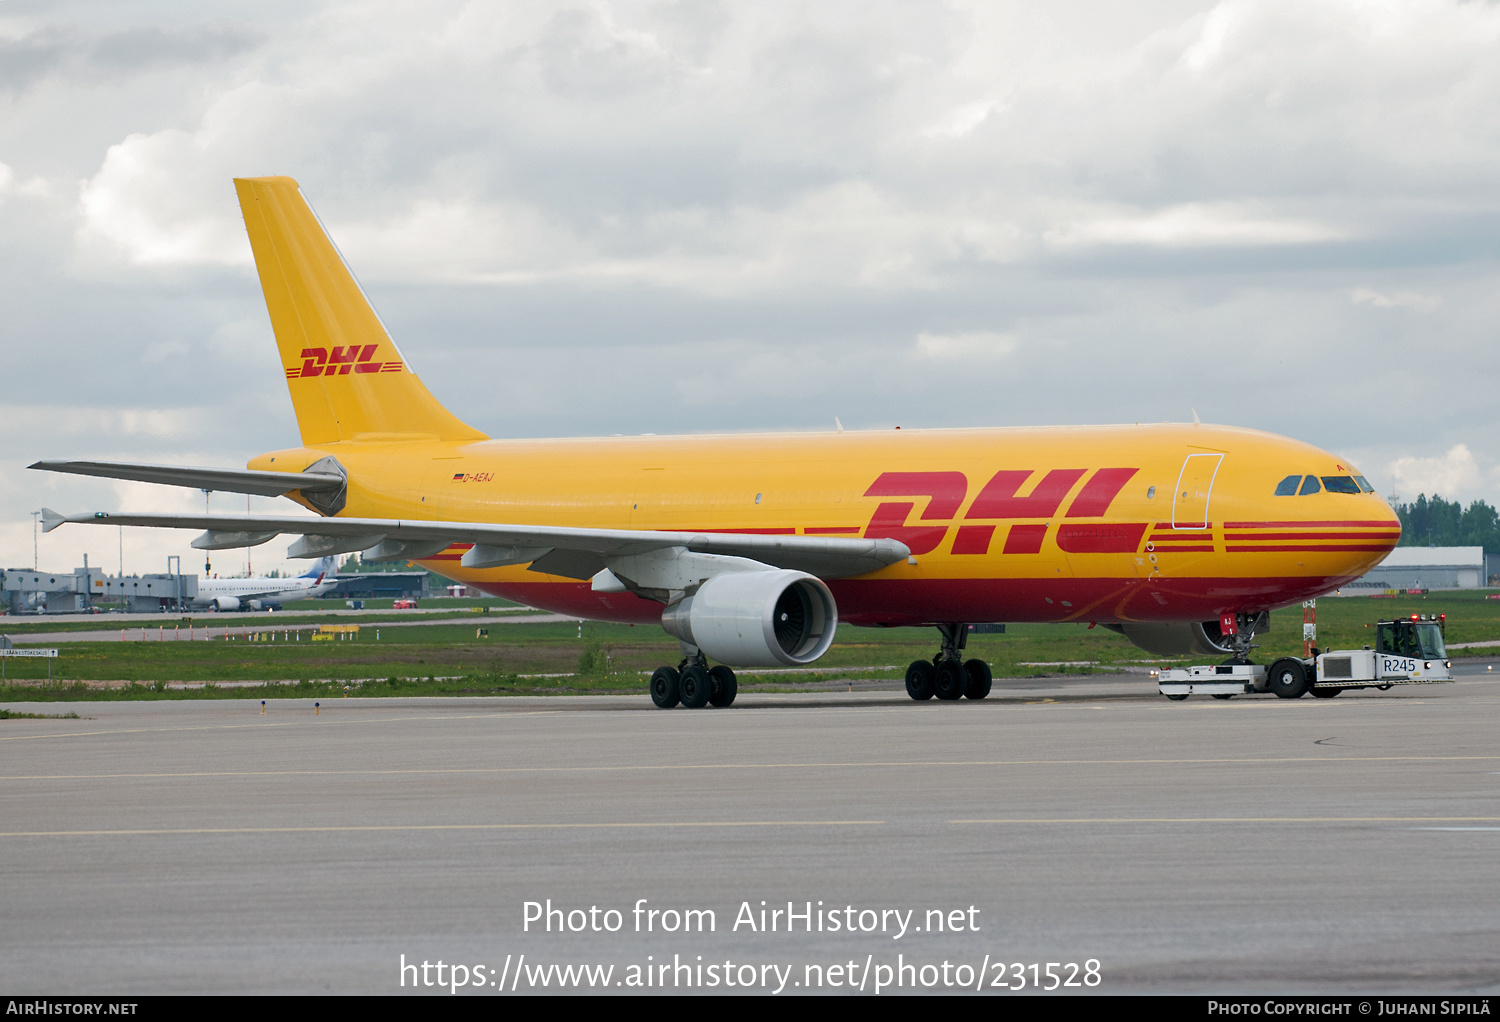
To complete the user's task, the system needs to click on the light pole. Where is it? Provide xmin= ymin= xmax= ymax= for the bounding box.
xmin=31 ymin=511 xmax=39 ymax=569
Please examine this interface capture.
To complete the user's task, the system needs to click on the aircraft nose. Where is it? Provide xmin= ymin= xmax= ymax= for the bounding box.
xmin=1335 ymin=492 xmax=1402 ymax=584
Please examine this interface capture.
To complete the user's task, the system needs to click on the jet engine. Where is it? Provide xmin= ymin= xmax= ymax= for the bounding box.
xmin=660 ymin=569 xmax=837 ymax=668
xmin=1109 ymin=621 xmax=1233 ymax=657
xmin=212 ymin=597 xmax=241 ymax=612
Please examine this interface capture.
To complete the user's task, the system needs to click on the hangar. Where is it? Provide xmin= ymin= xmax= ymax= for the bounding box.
xmin=1341 ymin=546 xmax=1486 ymax=591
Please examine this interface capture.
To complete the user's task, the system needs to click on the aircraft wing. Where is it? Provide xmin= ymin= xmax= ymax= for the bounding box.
xmin=30 ymin=460 xmax=345 ymax=498
xmin=40 ymin=510 xmax=910 ymax=580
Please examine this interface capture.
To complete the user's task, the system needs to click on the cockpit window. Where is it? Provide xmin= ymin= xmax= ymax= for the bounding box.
xmin=1321 ymin=476 xmax=1360 ymax=494
xmin=1274 ymin=475 xmax=1302 ymax=496
xmin=1354 ymin=476 xmax=1373 ymax=492
xmin=1298 ymin=475 xmax=1321 ymax=495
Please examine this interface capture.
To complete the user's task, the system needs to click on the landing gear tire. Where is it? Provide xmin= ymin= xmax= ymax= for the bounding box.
xmin=1267 ymin=658 xmax=1309 ymax=699
xmin=1311 ymin=685 xmax=1341 ymax=699
xmin=963 ymin=659 xmax=992 ymax=700
xmin=679 ymin=664 xmax=712 ymax=709
xmin=650 ymin=666 xmax=681 ymax=708
xmin=934 ymin=660 xmax=966 ymax=700
xmin=905 ymin=660 xmax=935 ymax=700
xmin=708 ymin=665 xmax=738 ymax=707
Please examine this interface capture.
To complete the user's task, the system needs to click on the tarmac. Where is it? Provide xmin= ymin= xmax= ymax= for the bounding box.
xmin=2 ymin=661 xmax=1498 ymax=995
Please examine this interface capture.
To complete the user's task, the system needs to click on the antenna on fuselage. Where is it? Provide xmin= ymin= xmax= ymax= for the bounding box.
xmin=835 ymin=417 xmax=844 ymax=433
xmin=1191 ymin=408 xmax=1200 ymax=425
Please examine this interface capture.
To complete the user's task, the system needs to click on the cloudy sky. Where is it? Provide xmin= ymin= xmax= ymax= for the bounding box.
xmin=3 ymin=0 xmax=1499 ymax=576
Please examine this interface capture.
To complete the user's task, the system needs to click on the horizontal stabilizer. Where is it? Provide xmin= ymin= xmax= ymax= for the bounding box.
xmin=45 ymin=511 xmax=911 ymax=578
xmin=30 ymin=460 xmax=344 ymax=498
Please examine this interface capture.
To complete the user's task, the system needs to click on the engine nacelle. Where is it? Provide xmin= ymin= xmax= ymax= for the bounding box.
xmin=660 ymin=570 xmax=837 ymax=668
xmin=212 ymin=597 xmax=240 ymax=612
xmin=1111 ymin=621 xmax=1232 ymax=657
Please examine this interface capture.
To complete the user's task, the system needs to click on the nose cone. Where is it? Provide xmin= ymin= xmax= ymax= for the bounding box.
xmin=1341 ymin=493 xmax=1403 ymax=578
xmin=1220 ymin=435 xmax=1402 ymax=605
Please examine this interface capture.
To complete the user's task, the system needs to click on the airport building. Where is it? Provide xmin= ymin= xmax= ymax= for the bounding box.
xmin=96 ymin=572 xmax=199 ymax=612
xmin=1341 ymin=546 xmax=1488 ymax=591
xmin=2 ymin=566 xmax=197 ymax=614
xmin=327 ymin=571 xmax=431 ymax=601
xmin=2 ymin=563 xmax=430 ymax=614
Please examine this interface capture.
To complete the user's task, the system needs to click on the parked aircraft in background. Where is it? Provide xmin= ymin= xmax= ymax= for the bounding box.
xmin=189 ymin=556 xmax=337 ymax=611
xmin=34 ymin=177 xmax=1401 ymax=708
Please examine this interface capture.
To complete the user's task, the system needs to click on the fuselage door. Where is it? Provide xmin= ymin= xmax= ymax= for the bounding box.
xmin=1172 ymin=453 xmax=1223 ymax=530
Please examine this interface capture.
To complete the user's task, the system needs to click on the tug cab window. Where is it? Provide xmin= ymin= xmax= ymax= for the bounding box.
xmin=1274 ymin=475 xmax=1302 ymax=496
xmin=1376 ymin=621 xmax=1446 ymax=659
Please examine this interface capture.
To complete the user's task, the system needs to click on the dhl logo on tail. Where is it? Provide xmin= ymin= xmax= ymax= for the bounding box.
xmin=287 ymin=345 xmax=404 ymax=379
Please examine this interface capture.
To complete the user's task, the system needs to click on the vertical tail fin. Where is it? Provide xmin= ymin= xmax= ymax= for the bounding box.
xmin=234 ymin=176 xmax=487 ymax=446
xmin=300 ymin=555 xmax=336 ymax=580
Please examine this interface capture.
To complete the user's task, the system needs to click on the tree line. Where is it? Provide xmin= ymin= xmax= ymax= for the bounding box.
xmin=1394 ymin=495 xmax=1500 ymax=553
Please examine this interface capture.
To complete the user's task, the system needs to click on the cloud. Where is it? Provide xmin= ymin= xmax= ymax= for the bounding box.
xmin=0 ymin=26 xmax=71 ymax=94
xmin=1043 ymin=203 xmax=1345 ymax=249
xmin=914 ymin=330 xmax=1016 ymax=360
xmin=77 ymin=128 xmax=255 ymax=266
xmin=0 ymin=162 xmax=50 ymax=202
xmin=59 ymin=0 xmax=1500 ymax=290
xmin=9 ymin=0 xmax=1500 ymax=575
xmin=89 ymin=26 xmax=262 ymax=71
xmin=0 ymin=403 xmax=201 ymax=441
xmin=1389 ymin=444 xmax=1483 ymax=501
xmin=922 ymin=101 xmax=993 ymax=139
xmin=1350 ymin=287 xmax=1441 ymax=311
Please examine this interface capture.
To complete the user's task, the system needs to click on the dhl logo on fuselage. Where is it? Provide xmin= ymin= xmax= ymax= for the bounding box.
xmin=860 ymin=468 xmax=1143 ymax=556
xmin=286 ymin=345 xmax=405 ymax=379
xmin=855 ymin=469 xmax=1400 ymax=559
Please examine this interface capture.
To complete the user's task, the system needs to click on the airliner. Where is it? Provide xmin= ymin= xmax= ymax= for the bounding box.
xmin=34 ymin=176 xmax=1401 ymax=708
xmin=189 ymin=556 xmax=337 ymax=611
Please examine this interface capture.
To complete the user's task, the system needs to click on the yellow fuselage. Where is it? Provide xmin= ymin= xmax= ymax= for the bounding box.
xmin=251 ymin=422 xmax=1399 ymax=627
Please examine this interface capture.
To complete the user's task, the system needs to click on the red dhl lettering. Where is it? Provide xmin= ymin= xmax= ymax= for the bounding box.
xmin=967 ymin=469 xmax=1084 ymax=519
xmin=862 ymin=468 xmax=1141 ymax=554
xmin=1055 ymin=522 xmax=1149 ymax=553
xmin=286 ymin=345 xmax=405 ymax=378
xmin=861 ymin=471 xmax=965 ymax=554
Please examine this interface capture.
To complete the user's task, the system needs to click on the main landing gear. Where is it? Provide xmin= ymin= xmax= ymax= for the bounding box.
xmin=906 ymin=623 xmax=992 ymax=702
xmin=650 ymin=653 xmax=737 ymax=709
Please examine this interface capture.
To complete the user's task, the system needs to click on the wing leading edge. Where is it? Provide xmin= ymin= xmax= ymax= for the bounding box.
xmin=40 ymin=509 xmax=911 ymax=580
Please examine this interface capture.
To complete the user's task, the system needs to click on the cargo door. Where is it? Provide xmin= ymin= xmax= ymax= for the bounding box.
xmin=1172 ymin=453 xmax=1223 ymax=530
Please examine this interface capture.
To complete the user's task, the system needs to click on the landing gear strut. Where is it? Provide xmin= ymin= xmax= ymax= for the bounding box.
xmin=1223 ymin=611 xmax=1269 ymax=665
xmin=906 ymin=623 xmax=992 ymax=702
xmin=650 ymin=650 xmax=737 ymax=709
